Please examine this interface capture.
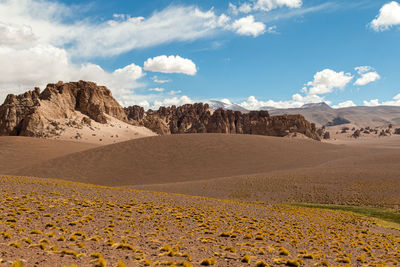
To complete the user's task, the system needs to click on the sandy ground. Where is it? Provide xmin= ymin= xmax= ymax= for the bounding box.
xmin=0 ymin=175 xmax=399 ymax=266
xmin=0 ymin=136 xmax=98 ymax=174
xmin=1 ymin=133 xmax=400 ymax=265
xmin=323 ymin=124 xmax=400 ymax=147
xmin=49 ymin=113 xmax=157 ymax=145
xmin=0 ymin=134 xmax=398 ymax=207
xmin=8 ymin=134 xmax=367 ymax=186
xmin=326 ymin=134 xmax=400 ymax=149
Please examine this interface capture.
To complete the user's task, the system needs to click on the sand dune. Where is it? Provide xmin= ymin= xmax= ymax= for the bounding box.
xmin=0 ymin=136 xmax=97 ymax=174
xmin=10 ymin=133 xmax=360 ymax=186
xmin=3 ymin=134 xmax=400 ymax=208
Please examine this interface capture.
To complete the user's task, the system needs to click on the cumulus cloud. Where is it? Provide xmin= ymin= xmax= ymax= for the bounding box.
xmin=0 ymin=22 xmax=36 ymax=45
xmin=144 ymin=55 xmax=197 ymax=75
xmin=153 ymin=95 xmax=194 ymax=109
xmin=0 ymin=44 xmax=144 ymax=104
xmin=354 ymin=66 xmax=380 ymax=86
xmin=238 ymin=3 xmax=253 ymax=13
xmin=304 ymin=69 xmax=353 ymax=95
xmin=332 ymin=100 xmax=356 ymax=109
xmin=238 ymin=94 xmax=327 ymax=110
xmin=370 ymin=1 xmax=400 ymax=31
xmin=363 ymin=93 xmax=400 ymax=107
xmin=291 ymin=93 xmax=326 ymax=103
xmin=230 ymin=15 xmax=266 ymax=37
xmin=363 ymin=99 xmax=380 ymax=106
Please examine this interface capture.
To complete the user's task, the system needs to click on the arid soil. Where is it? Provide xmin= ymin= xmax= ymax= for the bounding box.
xmin=0 ymin=176 xmax=399 ymax=266
xmin=0 ymin=136 xmax=98 ymax=174
xmin=48 ymin=114 xmax=157 ymax=145
xmin=1 ymin=134 xmax=400 ymax=208
xmin=9 ymin=134 xmax=364 ymax=186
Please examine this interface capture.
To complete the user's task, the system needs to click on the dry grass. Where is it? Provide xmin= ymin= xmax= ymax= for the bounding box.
xmin=0 ymin=175 xmax=399 ymax=266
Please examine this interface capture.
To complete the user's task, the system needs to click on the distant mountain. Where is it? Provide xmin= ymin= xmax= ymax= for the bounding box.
xmin=206 ymin=100 xmax=249 ymax=113
xmin=300 ymin=102 xmax=333 ymax=110
xmin=268 ymin=102 xmax=400 ymax=127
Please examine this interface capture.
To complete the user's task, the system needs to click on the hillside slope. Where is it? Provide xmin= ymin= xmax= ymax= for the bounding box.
xmin=0 ymin=136 xmax=97 ymax=173
xmin=11 ymin=134 xmax=355 ymax=186
xmin=268 ymin=103 xmax=400 ymax=126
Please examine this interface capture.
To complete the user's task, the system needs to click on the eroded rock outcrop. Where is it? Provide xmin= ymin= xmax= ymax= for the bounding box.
xmin=126 ymin=103 xmax=320 ymax=140
xmin=0 ymin=81 xmax=127 ymax=137
xmin=0 ymin=81 xmax=320 ymax=140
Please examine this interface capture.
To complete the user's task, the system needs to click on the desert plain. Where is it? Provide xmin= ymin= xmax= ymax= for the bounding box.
xmin=1 ymin=130 xmax=400 ymax=267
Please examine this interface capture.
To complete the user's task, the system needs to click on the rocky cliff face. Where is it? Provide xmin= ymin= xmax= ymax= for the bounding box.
xmin=0 ymin=81 xmax=320 ymax=140
xmin=0 ymin=81 xmax=127 ymax=137
xmin=125 ymin=103 xmax=320 ymax=140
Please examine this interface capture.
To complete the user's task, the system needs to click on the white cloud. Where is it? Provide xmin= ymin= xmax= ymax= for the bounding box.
xmin=354 ymin=72 xmax=380 ymax=86
xmin=149 ymin=87 xmax=165 ymax=92
xmin=291 ymin=93 xmax=326 ymax=103
xmin=254 ymin=0 xmax=302 ymax=11
xmin=363 ymin=93 xmax=400 ymax=107
xmin=363 ymin=99 xmax=380 ymax=106
xmin=239 ymin=3 xmax=253 ymax=13
xmin=354 ymin=66 xmax=372 ymax=73
xmin=231 ymin=15 xmax=266 ymax=37
xmin=266 ymin=25 xmax=278 ymax=33
xmin=305 ymin=69 xmax=353 ymax=95
xmin=229 ymin=0 xmax=302 ymax=14
xmin=168 ymin=90 xmax=182 ymax=95
xmin=332 ymin=100 xmax=356 ymax=109
xmin=153 ymin=95 xmax=194 ymax=109
xmin=72 ymin=7 xmax=232 ymax=58
xmin=354 ymin=66 xmax=380 ymax=86
xmin=239 ymin=94 xmax=327 ymax=110
xmin=228 ymin=3 xmax=239 ymax=15
xmin=0 ymin=1 xmax=235 ymax=59
xmin=370 ymin=1 xmax=400 ymax=31
xmin=220 ymin=98 xmax=232 ymax=105
xmin=151 ymin=76 xmax=171 ymax=84
xmin=144 ymin=55 xmax=197 ymax=75
xmin=0 ymin=44 xmax=144 ymax=104
xmin=0 ymin=22 xmax=36 ymax=45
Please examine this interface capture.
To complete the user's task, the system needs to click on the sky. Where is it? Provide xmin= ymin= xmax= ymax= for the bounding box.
xmin=0 ymin=0 xmax=400 ymax=110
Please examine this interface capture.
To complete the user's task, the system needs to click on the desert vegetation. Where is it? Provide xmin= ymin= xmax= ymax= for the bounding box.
xmin=0 ymin=175 xmax=400 ymax=266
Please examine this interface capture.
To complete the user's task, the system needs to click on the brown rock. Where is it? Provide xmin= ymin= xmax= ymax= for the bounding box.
xmin=126 ymin=103 xmax=320 ymax=140
xmin=323 ymin=131 xmax=330 ymax=139
xmin=0 ymin=81 xmax=127 ymax=137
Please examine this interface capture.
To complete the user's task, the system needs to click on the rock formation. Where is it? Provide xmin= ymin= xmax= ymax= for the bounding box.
xmin=0 ymin=81 xmax=127 ymax=137
xmin=125 ymin=103 xmax=320 ymax=140
xmin=0 ymin=81 xmax=320 ymax=140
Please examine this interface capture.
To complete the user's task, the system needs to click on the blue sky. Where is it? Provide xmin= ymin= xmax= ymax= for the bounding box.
xmin=0 ymin=0 xmax=400 ymax=109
